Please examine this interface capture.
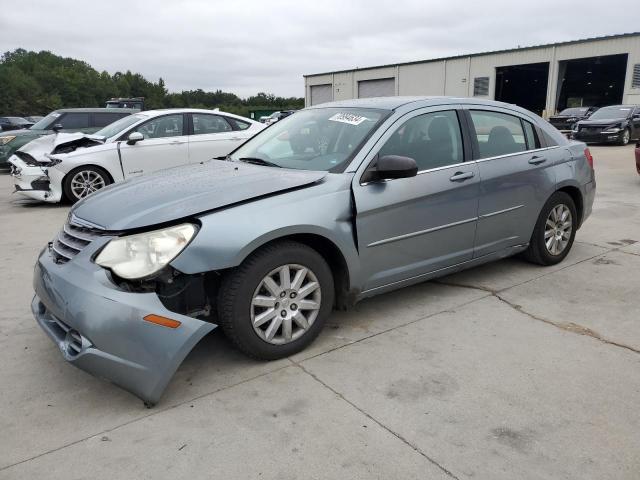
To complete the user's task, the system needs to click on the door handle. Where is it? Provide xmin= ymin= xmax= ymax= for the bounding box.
xmin=170 ymin=140 xmax=185 ymax=145
xmin=528 ymin=156 xmax=547 ymax=165
xmin=231 ymin=136 xmax=243 ymax=141
xmin=449 ymin=171 xmax=475 ymax=182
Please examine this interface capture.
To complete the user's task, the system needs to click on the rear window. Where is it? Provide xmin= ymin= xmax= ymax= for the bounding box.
xmin=228 ymin=117 xmax=252 ymax=130
xmin=92 ymin=112 xmax=129 ymax=128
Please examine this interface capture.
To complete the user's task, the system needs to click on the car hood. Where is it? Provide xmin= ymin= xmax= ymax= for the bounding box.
xmin=0 ymin=128 xmax=49 ymax=137
xmin=19 ymin=132 xmax=105 ymax=158
xmin=72 ymin=160 xmax=327 ymax=230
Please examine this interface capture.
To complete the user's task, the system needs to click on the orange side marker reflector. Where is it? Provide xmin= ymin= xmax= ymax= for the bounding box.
xmin=143 ymin=314 xmax=181 ymax=329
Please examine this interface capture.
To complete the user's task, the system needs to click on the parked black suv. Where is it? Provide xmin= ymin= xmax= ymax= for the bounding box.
xmin=572 ymin=105 xmax=640 ymax=145
xmin=548 ymin=107 xmax=597 ymax=134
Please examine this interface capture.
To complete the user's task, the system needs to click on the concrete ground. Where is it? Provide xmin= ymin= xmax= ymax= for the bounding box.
xmin=1 ymin=145 xmax=639 ymax=479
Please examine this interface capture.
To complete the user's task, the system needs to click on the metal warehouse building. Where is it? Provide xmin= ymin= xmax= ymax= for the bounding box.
xmin=304 ymin=32 xmax=640 ymax=117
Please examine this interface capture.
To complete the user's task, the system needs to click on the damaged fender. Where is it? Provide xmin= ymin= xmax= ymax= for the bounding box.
xmin=32 ymin=240 xmax=216 ymax=405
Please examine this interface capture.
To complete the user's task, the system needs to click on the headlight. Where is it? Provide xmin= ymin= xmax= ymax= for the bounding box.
xmin=95 ymin=223 xmax=197 ymax=279
xmin=0 ymin=136 xmax=16 ymax=146
xmin=602 ymin=126 xmax=622 ymax=133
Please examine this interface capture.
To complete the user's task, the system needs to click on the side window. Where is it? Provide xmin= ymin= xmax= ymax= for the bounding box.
xmin=58 ymin=113 xmax=90 ymax=129
xmin=522 ymin=120 xmax=540 ymax=150
xmin=227 ymin=117 xmax=251 ymax=130
xmin=377 ymin=110 xmax=463 ymax=171
xmin=469 ymin=110 xmax=526 ymax=158
xmin=133 ymin=114 xmax=184 ymax=139
xmin=192 ymin=114 xmax=232 ymax=135
xmin=93 ymin=112 xmax=129 ymax=128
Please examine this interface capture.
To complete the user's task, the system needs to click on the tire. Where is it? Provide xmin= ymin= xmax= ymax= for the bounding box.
xmin=523 ymin=191 xmax=577 ymax=266
xmin=618 ymin=128 xmax=631 ymax=146
xmin=218 ymin=241 xmax=334 ymax=360
xmin=63 ymin=166 xmax=112 ymax=204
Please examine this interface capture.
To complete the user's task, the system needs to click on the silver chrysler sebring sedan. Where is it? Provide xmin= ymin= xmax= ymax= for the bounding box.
xmin=32 ymin=97 xmax=595 ymax=405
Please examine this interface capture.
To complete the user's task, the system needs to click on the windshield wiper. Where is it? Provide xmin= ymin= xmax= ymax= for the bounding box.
xmin=238 ymin=157 xmax=282 ymax=168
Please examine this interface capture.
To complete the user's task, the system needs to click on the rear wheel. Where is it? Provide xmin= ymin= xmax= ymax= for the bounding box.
xmin=63 ymin=166 xmax=111 ymax=203
xmin=523 ymin=191 xmax=577 ymax=266
xmin=218 ymin=241 xmax=334 ymax=360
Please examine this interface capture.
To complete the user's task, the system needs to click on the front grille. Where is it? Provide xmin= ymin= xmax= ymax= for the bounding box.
xmin=51 ymin=216 xmax=105 ymax=264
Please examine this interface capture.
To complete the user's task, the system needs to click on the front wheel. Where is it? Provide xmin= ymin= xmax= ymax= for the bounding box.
xmin=63 ymin=166 xmax=112 ymax=203
xmin=619 ymin=128 xmax=631 ymax=146
xmin=218 ymin=241 xmax=334 ymax=360
xmin=523 ymin=192 xmax=577 ymax=266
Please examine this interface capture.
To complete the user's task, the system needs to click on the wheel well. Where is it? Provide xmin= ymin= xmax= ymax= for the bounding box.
xmin=260 ymin=234 xmax=352 ymax=310
xmin=557 ymin=186 xmax=584 ymax=227
xmin=61 ymin=165 xmax=114 ymax=201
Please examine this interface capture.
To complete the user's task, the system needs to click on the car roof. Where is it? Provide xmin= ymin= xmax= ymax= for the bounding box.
xmin=306 ymin=96 xmax=553 ymax=121
xmin=306 ymin=96 xmax=533 ymax=112
xmin=53 ymin=108 xmax=139 ymax=113
xmin=138 ymin=108 xmax=257 ymax=122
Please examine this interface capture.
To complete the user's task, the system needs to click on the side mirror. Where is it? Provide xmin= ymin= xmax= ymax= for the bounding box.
xmin=633 ymin=115 xmax=640 ymax=121
xmin=373 ymin=155 xmax=418 ymax=181
xmin=127 ymin=131 xmax=144 ymax=145
xmin=52 ymin=124 xmax=63 ymax=132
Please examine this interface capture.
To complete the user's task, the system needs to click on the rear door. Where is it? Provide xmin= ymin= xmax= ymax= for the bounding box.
xmin=188 ymin=113 xmax=246 ymax=162
xmin=352 ymin=107 xmax=479 ymax=291
xmin=464 ymin=107 xmax=557 ymax=257
xmin=118 ymin=113 xmax=189 ymax=178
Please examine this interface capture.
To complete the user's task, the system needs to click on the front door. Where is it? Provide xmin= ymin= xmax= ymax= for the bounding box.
xmin=119 ymin=113 xmax=189 ymax=177
xmin=353 ymin=108 xmax=480 ymax=292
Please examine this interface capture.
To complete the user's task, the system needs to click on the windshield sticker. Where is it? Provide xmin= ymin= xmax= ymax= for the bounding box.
xmin=329 ymin=113 xmax=368 ymax=126
xmin=50 ymin=113 xmax=61 ymax=118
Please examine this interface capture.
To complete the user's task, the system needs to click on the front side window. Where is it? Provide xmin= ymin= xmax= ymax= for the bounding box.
xmin=229 ymin=107 xmax=386 ymax=172
xmin=378 ymin=110 xmax=464 ymax=171
xmin=133 ymin=114 xmax=184 ymax=139
xmin=58 ymin=113 xmax=91 ymax=129
xmin=469 ymin=110 xmax=526 ymax=158
xmin=192 ymin=114 xmax=232 ymax=135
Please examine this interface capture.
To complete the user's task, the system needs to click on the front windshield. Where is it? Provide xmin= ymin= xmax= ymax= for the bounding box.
xmin=31 ymin=112 xmax=62 ymax=130
xmin=230 ymin=107 xmax=387 ymax=172
xmin=559 ymin=108 xmax=588 ymax=116
xmin=95 ymin=113 xmax=146 ymax=139
xmin=589 ymin=106 xmax=631 ymax=120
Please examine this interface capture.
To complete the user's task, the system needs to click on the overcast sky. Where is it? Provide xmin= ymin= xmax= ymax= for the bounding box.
xmin=1 ymin=1 xmax=638 ymax=98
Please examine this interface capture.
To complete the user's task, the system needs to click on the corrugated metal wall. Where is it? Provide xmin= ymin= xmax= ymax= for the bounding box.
xmin=304 ymin=34 xmax=640 ymax=114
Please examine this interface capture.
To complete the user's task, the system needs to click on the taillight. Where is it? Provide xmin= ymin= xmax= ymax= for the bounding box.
xmin=584 ymin=148 xmax=594 ymax=169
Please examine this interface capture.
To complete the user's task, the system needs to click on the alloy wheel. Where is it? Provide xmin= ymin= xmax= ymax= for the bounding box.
xmin=544 ymin=204 xmax=572 ymax=255
xmin=70 ymin=170 xmax=106 ymax=199
xmin=251 ymin=264 xmax=321 ymax=345
xmin=622 ymin=129 xmax=630 ymax=145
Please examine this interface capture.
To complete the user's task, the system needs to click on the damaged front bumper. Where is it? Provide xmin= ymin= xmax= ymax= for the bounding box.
xmin=9 ymin=155 xmax=63 ymax=203
xmin=32 ymin=239 xmax=216 ymax=405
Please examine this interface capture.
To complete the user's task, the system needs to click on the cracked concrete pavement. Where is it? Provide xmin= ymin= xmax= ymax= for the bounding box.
xmin=1 ymin=145 xmax=639 ymax=479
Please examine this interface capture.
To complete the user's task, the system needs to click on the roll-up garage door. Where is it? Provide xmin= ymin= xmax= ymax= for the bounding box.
xmin=358 ymin=78 xmax=395 ymax=98
xmin=310 ymin=84 xmax=333 ymax=105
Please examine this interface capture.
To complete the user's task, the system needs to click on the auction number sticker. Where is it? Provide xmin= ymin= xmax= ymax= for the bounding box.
xmin=329 ymin=113 xmax=368 ymax=126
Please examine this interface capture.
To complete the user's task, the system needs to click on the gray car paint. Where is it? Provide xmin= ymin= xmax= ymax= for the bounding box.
xmin=32 ymin=97 xmax=595 ymax=404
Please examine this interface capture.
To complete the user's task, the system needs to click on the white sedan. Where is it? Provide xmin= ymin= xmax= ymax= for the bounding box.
xmin=9 ymin=108 xmax=265 ymax=203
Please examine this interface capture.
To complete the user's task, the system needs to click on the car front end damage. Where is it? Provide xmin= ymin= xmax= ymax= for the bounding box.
xmin=32 ymin=215 xmax=217 ymax=405
xmin=9 ymin=153 xmax=64 ymax=203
